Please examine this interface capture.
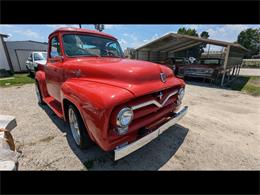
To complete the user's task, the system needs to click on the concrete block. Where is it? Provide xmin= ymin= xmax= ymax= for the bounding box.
xmin=0 ymin=160 xmax=16 ymax=171
xmin=0 ymin=115 xmax=17 ymax=131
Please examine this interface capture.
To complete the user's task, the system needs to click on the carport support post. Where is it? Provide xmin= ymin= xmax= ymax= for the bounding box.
xmin=221 ymin=45 xmax=231 ymax=86
xmin=148 ymin=51 xmax=151 ymax=61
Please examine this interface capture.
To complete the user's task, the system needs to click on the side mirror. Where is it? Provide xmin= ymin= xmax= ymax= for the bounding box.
xmin=28 ymin=57 xmax=32 ymax=61
xmin=50 ymin=51 xmax=63 ymax=62
xmin=50 ymin=56 xmax=63 ymax=63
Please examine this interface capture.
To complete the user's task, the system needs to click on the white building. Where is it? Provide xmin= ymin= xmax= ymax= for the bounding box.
xmin=0 ymin=33 xmax=12 ymax=76
xmin=0 ymin=32 xmax=48 ymax=77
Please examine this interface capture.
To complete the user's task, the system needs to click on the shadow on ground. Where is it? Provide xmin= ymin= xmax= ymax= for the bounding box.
xmin=40 ymin=104 xmax=189 ymax=170
xmin=184 ymin=76 xmax=251 ymax=91
xmin=227 ymin=76 xmax=250 ymax=91
xmin=184 ymin=77 xmax=222 ymax=89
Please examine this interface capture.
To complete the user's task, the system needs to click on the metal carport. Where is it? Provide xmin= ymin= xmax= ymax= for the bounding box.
xmin=135 ymin=33 xmax=249 ymax=86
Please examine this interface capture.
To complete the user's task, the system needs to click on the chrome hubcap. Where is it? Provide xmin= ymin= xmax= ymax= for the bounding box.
xmin=35 ymin=84 xmax=41 ymax=102
xmin=68 ymin=108 xmax=80 ymax=145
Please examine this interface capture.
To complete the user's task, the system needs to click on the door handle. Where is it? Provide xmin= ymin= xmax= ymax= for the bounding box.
xmin=71 ymin=69 xmax=81 ymax=77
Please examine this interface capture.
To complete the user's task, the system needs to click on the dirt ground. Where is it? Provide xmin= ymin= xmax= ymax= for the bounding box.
xmin=0 ymin=83 xmax=259 ymax=170
xmin=240 ymin=68 xmax=260 ymax=76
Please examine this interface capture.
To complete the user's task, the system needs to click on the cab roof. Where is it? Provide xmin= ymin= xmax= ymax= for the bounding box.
xmin=49 ymin=27 xmax=117 ymax=40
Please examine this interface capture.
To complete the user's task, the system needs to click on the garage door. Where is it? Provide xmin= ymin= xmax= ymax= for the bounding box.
xmin=16 ymin=50 xmax=34 ymax=71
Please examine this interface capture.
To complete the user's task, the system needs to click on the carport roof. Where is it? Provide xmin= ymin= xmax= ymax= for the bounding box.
xmin=135 ymin=33 xmax=249 ymax=53
xmin=0 ymin=33 xmax=9 ymax=38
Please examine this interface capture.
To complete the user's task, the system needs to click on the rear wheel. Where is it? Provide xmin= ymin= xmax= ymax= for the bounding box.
xmin=35 ymin=82 xmax=45 ymax=105
xmin=29 ymin=70 xmax=35 ymax=78
xmin=68 ymin=104 xmax=93 ymax=149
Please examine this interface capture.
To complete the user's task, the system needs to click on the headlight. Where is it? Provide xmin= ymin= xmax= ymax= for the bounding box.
xmin=205 ymin=69 xmax=214 ymax=73
xmin=116 ymin=107 xmax=133 ymax=127
xmin=178 ymin=88 xmax=185 ymax=101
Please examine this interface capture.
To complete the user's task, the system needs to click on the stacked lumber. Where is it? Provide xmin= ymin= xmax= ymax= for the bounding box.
xmin=0 ymin=115 xmax=20 ymax=170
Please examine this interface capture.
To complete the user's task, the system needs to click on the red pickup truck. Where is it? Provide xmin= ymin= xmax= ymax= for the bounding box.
xmin=35 ymin=28 xmax=188 ymax=160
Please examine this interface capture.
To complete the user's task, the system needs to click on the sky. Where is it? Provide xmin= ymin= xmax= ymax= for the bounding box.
xmin=0 ymin=24 xmax=259 ymax=51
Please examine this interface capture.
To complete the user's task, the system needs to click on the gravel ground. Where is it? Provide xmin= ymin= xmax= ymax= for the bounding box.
xmin=0 ymin=83 xmax=259 ymax=170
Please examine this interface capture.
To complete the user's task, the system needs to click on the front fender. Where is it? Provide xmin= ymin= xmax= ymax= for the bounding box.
xmin=60 ymin=78 xmax=135 ymax=150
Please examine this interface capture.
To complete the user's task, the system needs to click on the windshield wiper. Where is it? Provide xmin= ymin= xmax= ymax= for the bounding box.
xmin=89 ymin=54 xmax=101 ymax=57
xmin=102 ymin=55 xmax=121 ymax=58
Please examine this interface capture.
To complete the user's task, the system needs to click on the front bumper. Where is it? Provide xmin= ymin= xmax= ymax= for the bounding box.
xmin=114 ymin=106 xmax=188 ymax=161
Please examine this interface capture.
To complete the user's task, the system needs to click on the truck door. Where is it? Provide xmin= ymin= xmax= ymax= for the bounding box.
xmin=26 ymin=53 xmax=34 ymax=71
xmin=45 ymin=36 xmax=64 ymax=102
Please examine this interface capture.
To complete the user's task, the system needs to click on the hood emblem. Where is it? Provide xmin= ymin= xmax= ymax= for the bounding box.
xmin=160 ymin=73 xmax=167 ymax=83
xmin=158 ymin=91 xmax=163 ymax=100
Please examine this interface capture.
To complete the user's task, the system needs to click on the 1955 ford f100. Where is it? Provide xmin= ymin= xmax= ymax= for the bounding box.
xmin=35 ymin=27 xmax=188 ymax=160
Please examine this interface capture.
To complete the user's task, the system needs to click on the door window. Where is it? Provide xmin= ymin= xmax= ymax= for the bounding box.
xmin=50 ymin=36 xmax=61 ymax=58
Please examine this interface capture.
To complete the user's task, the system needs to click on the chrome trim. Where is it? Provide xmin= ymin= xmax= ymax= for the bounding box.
xmin=178 ymin=88 xmax=185 ymax=100
xmin=131 ymin=90 xmax=178 ymax=110
xmin=160 ymin=72 xmax=167 ymax=83
xmin=114 ymin=106 xmax=188 ymax=161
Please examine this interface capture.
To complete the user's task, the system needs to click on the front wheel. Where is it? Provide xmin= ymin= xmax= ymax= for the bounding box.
xmin=68 ymin=105 xmax=93 ymax=149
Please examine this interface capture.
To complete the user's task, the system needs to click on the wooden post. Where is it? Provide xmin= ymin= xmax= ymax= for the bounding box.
xmin=221 ymin=45 xmax=230 ymax=86
xmin=234 ymin=65 xmax=239 ymax=78
xmin=148 ymin=51 xmax=150 ymax=61
xmin=207 ymin=44 xmax=211 ymax=58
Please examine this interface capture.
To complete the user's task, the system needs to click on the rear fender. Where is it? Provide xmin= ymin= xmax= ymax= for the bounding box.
xmin=35 ymin=70 xmax=49 ymax=98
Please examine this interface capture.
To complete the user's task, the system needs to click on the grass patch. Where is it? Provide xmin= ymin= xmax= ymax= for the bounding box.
xmin=0 ymin=73 xmax=34 ymax=87
xmin=230 ymin=76 xmax=260 ymax=96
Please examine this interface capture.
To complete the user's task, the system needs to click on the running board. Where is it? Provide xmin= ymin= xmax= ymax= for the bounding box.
xmin=43 ymin=97 xmax=63 ymax=118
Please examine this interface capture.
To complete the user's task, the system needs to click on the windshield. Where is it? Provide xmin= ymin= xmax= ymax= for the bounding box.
xmin=62 ymin=34 xmax=123 ymax=58
xmin=34 ymin=52 xmax=47 ymax=61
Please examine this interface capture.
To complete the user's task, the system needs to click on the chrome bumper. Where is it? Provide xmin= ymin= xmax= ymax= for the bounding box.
xmin=114 ymin=106 xmax=188 ymax=161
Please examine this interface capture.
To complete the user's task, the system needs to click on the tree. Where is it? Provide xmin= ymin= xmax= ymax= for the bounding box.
xmin=177 ymin=27 xmax=198 ymax=37
xmin=176 ymin=28 xmax=209 ymax=58
xmin=237 ymin=28 xmax=260 ymax=57
xmin=199 ymin=31 xmax=210 ymax=55
xmin=200 ymin=31 xmax=209 ymax=39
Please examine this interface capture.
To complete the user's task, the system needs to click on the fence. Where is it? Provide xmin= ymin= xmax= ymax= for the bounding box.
xmin=242 ymin=59 xmax=260 ymax=68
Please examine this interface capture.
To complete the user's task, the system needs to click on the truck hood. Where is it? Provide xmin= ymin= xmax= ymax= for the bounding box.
xmin=65 ymin=57 xmax=183 ymax=97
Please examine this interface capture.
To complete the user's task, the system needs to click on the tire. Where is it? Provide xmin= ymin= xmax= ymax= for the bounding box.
xmin=35 ymin=82 xmax=45 ymax=105
xmin=29 ymin=71 xmax=35 ymax=78
xmin=67 ymin=104 xmax=93 ymax=149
